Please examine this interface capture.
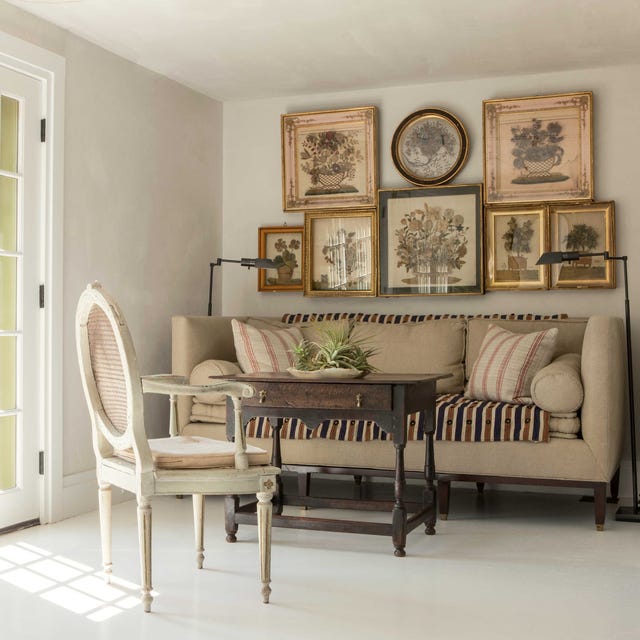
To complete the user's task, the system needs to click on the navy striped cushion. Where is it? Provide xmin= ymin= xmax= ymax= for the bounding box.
xmin=280 ymin=312 xmax=568 ymax=324
xmin=245 ymin=393 xmax=549 ymax=443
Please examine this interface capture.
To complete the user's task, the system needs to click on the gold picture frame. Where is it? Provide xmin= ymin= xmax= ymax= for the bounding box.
xmin=281 ymin=106 xmax=377 ymax=212
xmin=485 ymin=204 xmax=548 ymax=290
xmin=391 ymin=107 xmax=469 ymax=186
xmin=304 ymin=208 xmax=377 ymax=297
xmin=258 ymin=226 xmax=304 ymax=292
xmin=483 ymin=91 xmax=593 ymax=204
xmin=548 ymin=201 xmax=616 ymax=289
xmin=378 ymin=184 xmax=483 ymax=296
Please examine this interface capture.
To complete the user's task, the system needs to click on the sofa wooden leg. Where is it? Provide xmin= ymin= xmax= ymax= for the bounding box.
xmin=476 ymin=482 xmax=485 ymax=494
xmin=594 ymin=484 xmax=606 ymax=531
xmin=610 ymin=467 xmax=621 ymax=502
xmin=224 ymin=495 xmax=239 ymax=542
xmin=438 ymin=480 xmax=451 ymax=520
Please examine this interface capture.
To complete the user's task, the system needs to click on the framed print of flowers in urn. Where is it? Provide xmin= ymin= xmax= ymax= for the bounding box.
xmin=258 ymin=226 xmax=303 ymax=292
xmin=548 ymin=201 xmax=616 ymax=289
xmin=378 ymin=184 xmax=483 ymax=296
xmin=391 ymin=108 xmax=469 ymax=186
xmin=483 ymin=91 xmax=593 ymax=204
xmin=485 ymin=204 xmax=548 ymax=291
xmin=304 ymin=208 xmax=377 ymax=297
xmin=281 ymin=106 xmax=377 ymax=212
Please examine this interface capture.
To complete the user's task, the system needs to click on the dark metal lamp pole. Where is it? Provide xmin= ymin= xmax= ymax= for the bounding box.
xmin=537 ymin=251 xmax=639 ymax=520
xmin=207 ymin=257 xmax=277 ymax=316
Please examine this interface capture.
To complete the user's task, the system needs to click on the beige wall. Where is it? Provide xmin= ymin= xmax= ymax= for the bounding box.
xmin=0 ymin=2 xmax=223 ymax=477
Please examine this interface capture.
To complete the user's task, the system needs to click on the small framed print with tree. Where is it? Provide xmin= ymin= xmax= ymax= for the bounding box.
xmin=485 ymin=204 xmax=548 ymax=290
xmin=483 ymin=91 xmax=593 ymax=204
xmin=258 ymin=226 xmax=304 ymax=292
xmin=548 ymin=202 xmax=616 ymax=289
xmin=281 ymin=106 xmax=377 ymax=212
xmin=303 ymin=209 xmax=377 ymax=297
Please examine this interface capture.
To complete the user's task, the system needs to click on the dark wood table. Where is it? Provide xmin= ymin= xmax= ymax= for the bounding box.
xmin=219 ymin=372 xmax=448 ymax=556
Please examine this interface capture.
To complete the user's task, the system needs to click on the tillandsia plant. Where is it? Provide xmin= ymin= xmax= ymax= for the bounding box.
xmin=291 ymin=321 xmax=378 ymax=374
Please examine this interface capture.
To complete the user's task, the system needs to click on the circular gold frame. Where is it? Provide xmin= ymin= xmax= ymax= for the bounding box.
xmin=391 ymin=108 xmax=469 ymax=186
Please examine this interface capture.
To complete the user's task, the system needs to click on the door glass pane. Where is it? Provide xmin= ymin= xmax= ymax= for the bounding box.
xmin=0 ymin=415 xmax=16 ymax=491
xmin=0 ymin=256 xmax=17 ymax=331
xmin=0 ymin=95 xmax=19 ymax=173
xmin=0 ymin=175 xmax=17 ymax=252
xmin=0 ymin=336 xmax=16 ymax=411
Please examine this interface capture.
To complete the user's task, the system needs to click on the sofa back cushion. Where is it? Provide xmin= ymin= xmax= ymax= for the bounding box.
xmin=296 ymin=319 xmax=466 ymax=394
xmin=466 ymin=317 xmax=587 ymax=378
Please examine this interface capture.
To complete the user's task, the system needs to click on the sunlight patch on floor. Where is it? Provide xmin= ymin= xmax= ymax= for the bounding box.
xmin=0 ymin=541 xmax=154 ymax=620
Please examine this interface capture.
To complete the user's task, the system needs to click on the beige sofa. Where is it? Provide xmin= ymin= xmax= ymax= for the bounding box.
xmin=172 ymin=314 xmax=625 ymax=529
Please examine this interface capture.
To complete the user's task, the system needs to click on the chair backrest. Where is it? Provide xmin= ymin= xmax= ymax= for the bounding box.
xmin=76 ymin=282 xmax=153 ymax=470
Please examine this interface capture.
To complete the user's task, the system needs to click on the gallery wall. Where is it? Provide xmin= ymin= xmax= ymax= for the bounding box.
xmin=222 ymin=64 xmax=640 ymax=494
xmin=0 ymin=2 xmax=224 ymax=489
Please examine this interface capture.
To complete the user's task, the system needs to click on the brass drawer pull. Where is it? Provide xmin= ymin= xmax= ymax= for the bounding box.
xmin=356 ymin=393 xmax=362 ymax=408
xmin=259 ymin=390 xmax=267 ymax=404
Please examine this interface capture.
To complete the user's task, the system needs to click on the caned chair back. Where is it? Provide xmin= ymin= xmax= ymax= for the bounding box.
xmin=76 ymin=283 xmax=152 ymax=469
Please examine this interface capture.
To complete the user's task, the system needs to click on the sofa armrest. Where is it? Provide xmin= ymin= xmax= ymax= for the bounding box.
xmin=172 ymin=315 xmax=247 ymax=432
xmin=580 ymin=315 xmax=625 ymax=480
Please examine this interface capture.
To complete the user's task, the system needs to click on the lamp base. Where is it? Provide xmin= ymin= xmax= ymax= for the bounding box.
xmin=615 ymin=503 xmax=640 ymax=522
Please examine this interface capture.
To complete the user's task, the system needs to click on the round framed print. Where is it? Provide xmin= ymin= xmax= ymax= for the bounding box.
xmin=391 ymin=108 xmax=469 ymax=186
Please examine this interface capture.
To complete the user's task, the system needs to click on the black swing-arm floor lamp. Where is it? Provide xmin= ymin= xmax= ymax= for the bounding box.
xmin=537 ymin=251 xmax=639 ymax=520
xmin=207 ymin=257 xmax=277 ymax=316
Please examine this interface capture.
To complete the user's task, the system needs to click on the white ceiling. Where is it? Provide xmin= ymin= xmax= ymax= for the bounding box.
xmin=7 ymin=0 xmax=640 ymax=101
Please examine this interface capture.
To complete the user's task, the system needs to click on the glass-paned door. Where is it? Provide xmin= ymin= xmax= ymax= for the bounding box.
xmin=0 ymin=65 xmax=42 ymax=529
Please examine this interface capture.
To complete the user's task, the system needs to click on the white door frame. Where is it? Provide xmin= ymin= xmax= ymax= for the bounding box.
xmin=0 ymin=30 xmax=65 ymax=524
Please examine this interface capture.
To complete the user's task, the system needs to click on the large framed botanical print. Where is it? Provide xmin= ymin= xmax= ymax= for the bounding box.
xmin=378 ymin=184 xmax=483 ymax=296
xmin=483 ymin=92 xmax=593 ymax=204
xmin=281 ymin=106 xmax=377 ymax=212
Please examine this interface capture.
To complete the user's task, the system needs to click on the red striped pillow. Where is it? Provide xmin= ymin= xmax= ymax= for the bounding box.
xmin=231 ymin=319 xmax=303 ymax=373
xmin=466 ymin=324 xmax=558 ymax=404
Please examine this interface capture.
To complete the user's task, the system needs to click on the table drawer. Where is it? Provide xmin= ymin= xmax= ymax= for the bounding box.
xmin=243 ymin=382 xmax=392 ymax=411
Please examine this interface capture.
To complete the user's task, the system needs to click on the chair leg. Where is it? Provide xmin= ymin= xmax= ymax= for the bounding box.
xmin=137 ymin=496 xmax=153 ymax=612
xmin=192 ymin=494 xmax=205 ymax=569
xmin=98 ymin=483 xmax=112 ymax=583
xmin=256 ymin=490 xmax=273 ymax=604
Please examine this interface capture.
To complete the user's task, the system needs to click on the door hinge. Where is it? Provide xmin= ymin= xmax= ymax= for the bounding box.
xmin=39 ymin=284 xmax=45 ymax=309
xmin=38 ymin=451 xmax=45 ymax=475
xmin=40 ymin=118 xmax=46 ymax=142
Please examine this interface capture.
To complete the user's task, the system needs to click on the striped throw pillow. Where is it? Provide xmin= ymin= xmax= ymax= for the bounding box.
xmin=466 ymin=324 xmax=558 ymax=404
xmin=231 ymin=319 xmax=303 ymax=373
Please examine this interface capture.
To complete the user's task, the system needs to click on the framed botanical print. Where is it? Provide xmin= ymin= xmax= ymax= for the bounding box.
xmin=281 ymin=106 xmax=377 ymax=212
xmin=485 ymin=204 xmax=548 ymax=290
xmin=483 ymin=91 xmax=593 ymax=204
xmin=258 ymin=226 xmax=304 ymax=292
xmin=391 ymin=108 xmax=469 ymax=186
xmin=548 ymin=202 xmax=615 ymax=289
xmin=304 ymin=208 xmax=377 ymax=297
xmin=378 ymin=184 xmax=483 ymax=296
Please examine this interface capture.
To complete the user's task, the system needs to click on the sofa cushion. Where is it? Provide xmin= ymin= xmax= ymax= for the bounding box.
xmin=190 ymin=359 xmax=243 ymax=404
xmin=231 ymin=319 xmax=302 ymax=373
xmin=549 ymin=412 xmax=581 ymax=439
xmin=531 ymin=353 xmax=583 ymax=413
xmin=466 ymin=324 xmax=558 ymax=404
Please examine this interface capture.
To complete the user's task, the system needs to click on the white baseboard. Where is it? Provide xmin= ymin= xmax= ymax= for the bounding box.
xmin=61 ymin=470 xmax=132 ymax=521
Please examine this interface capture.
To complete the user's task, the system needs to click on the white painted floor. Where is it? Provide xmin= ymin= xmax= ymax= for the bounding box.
xmin=1 ymin=481 xmax=639 ymax=640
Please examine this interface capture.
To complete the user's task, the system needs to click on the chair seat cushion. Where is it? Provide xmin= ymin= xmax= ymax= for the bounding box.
xmin=116 ymin=435 xmax=269 ymax=469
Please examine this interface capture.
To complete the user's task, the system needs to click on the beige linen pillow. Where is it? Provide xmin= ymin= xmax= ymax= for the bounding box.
xmin=530 ymin=353 xmax=583 ymax=413
xmin=466 ymin=324 xmax=558 ymax=404
xmin=231 ymin=319 xmax=302 ymax=373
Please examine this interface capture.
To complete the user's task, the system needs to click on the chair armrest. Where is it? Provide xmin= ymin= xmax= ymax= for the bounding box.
xmin=141 ymin=374 xmax=254 ymax=399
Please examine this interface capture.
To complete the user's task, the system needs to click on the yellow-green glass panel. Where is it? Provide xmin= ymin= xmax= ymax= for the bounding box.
xmin=0 ymin=175 xmax=17 ymax=252
xmin=0 ymin=336 xmax=16 ymax=411
xmin=0 ymin=415 xmax=16 ymax=491
xmin=0 ymin=256 xmax=17 ymax=331
xmin=0 ymin=95 xmax=19 ymax=173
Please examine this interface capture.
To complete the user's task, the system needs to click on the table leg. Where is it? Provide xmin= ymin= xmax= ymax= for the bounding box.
xmin=424 ymin=428 xmax=437 ymax=536
xmin=271 ymin=419 xmax=284 ymax=516
xmin=392 ymin=442 xmax=407 ymax=557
